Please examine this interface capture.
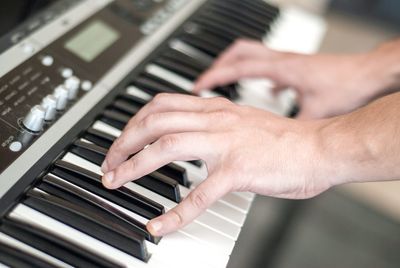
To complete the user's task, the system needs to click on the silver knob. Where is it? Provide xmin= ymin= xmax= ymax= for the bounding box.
xmin=53 ymin=85 xmax=69 ymax=110
xmin=41 ymin=95 xmax=57 ymax=121
xmin=64 ymin=76 xmax=80 ymax=100
xmin=22 ymin=105 xmax=46 ymax=132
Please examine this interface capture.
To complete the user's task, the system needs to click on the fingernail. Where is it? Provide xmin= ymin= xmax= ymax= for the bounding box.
xmin=101 ymin=161 xmax=109 ymax=173
xmin=148 ymin=220 xmax=163 ymax=236
xmin=104 ymin=171 xmax=114 ymax=185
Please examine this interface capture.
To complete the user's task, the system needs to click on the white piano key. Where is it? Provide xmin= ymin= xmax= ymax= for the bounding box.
xmin=9 ymin=204 xmax=155 ymax=268
xmin=169 ymin=39 xmax=213 ymax=66
xmin=62 ymin=153 xmax=237 ymax=254
xmin=145 ymin=64 xmax=193 ymax=92
xmin=0 ymin=264 xmax=9 ymax=268
xmin=47 ymin=174 xmax=226 ymax=268
xmin=90 ymin=121 xmax=249 ymax=225
xmin=126 ymin=85 xmax=153 ymax=101
xmin=0 ymin=232 xmax=73 ymax=268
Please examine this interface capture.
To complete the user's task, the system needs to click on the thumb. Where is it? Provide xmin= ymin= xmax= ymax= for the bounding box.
xmin=147 ymin=174 xmax=228 ymax=236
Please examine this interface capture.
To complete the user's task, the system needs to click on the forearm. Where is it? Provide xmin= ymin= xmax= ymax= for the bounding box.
xmin=364 ymin=38 xmax=400 ymax=97
xmin=317 ymin=91 xmax=400 ymax=186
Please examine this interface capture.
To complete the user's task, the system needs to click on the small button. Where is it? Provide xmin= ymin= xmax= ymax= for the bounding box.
xmin=81 ymin=80 xmax=93 ymax=91
xmin=61 ymin=68 xmax=73 ymax=78
xmin=21 ymin=43 xmax=35 ymax=54
xmin=41 ymin=55 xmax=54 ymax=66
xmin=9 ymin=141 xmax=23 ymax=152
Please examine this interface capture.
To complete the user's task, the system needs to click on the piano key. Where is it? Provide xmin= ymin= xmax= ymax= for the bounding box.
xmin=126 ymin=85 xmax=153 ymax=101
xmin=179 ymin=34 xmax=222 ymax=57
xmin=70 ymin=141 xmax=182 ymax=202
xmin=38 ymin=178 xmax=158 ymax=244
xmin=118 ymin=92 xmax=149 ymax=106
xmin=183 ymin=25 xmax=232 ymax=51
xmin=205 ymin=4 xmax=267 ymax=34
xmin=1 ymin=219 xmax=117 ymax=268
xmin=53 ymin=159 xmax=164 ymax=219
xmin=8 ymin=204 xmax=159 ymax=268
xmin=145 ymin=64 xmax=193 ymax=92
xmin=161 ymin=48 xmax=209 ymax=72
xmin=169 ymin=39 xmax=214 ymax=66
xmin=226 ymin=0 xmax=279 ymax=19
xmin=154 ymin=56 xmax=200 ymax=81
xmin=0 ymin=231 xmax=72 ymax=268
xmin=24 ymin=188 xmax=150 ymax=262
xmin=113 ymin=98 xmax=142 ymax=115
xmin=133 ymin=73 xmax=191 ymax=95
xmin=83 ymin=127 xmax=116 ymax=149
xmin=62 ymin=153 xmax=242 ymax=240
xmin=157 ymin=162 xmax=191 ymax=187
xmin=101 ymin=108 xmax=131 ymax=129
xmin=90 ymin=121 xmax=247 ymax=224
xmin=42 ymin=175 xmax=226 ymax=268
xmin=198 ymin=12 xmax=263 ymax=39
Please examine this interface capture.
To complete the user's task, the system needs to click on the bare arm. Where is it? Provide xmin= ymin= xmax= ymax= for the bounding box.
xmin=100 ymin=90 xmax=400 ymax=237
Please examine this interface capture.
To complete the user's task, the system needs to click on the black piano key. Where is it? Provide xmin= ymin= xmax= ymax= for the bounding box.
xmin=201 ymin=13 xmax=262 ymax=40
xmin=163 ymin=47 xmax=210 ymax=71
xmin=193 ymin=17 xmax=240 ymax=41
xmin=0 ymin=240 xmax=53 ymax=268
xmin=133 ymin=73 xmax=192 ymax=96
xmin=52 ymin=160 xmax=164 ymax=219
xmin=179 ymin=34 xmax=223 ymax=57
xmin=136 ymin=171 xmax=181 ymax=202
xmin=154 ymin=57 xmax=200 ymax=81
xmin=70 ymin=141 xmax=182 ymax=202
xmin=81 ymin=129 xmax=192 ymax=188
xmin=101 ymin=108 xmax=131 ymax=130
xmin=226 ymin=0 xmax=279 ymax=20
xmin=83 ymin=128 xmax=116 ymax=149
xmin=158 ymin=162 xmax=191 ymax=188
xmin=70 ymin=140 xmax=108 ymax=166
xmin=1 ymin=219 xmax=118 ymax=268
xmin=188 ymin=160 xmax=203 ymax=168
xmin=24 ymin=189 xmax=150 ymax=262
xmin=38 ymin=178 xmax=159 ymax=244
xmin=211 ymin=1 xmax=272 ymax=28
xmin=113 ymin=98 xmax=142 ymax=115
xmin=214 ymin=84 xmax=240 ymax=100
xmin=204 ymin=5 xmax=267 ymax=34
xmin=118 ymin=92 xmax=149 ymax=106
xmin=188 ymin=22 xmax=236 ymax=44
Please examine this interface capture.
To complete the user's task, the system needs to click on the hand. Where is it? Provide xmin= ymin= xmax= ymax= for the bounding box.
xmin=100 ymin=93 xmax=332 ymax=236
xmin=194 ymin=39 xmax=396 ymax=119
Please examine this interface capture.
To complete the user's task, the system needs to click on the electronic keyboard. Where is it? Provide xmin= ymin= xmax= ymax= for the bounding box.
xmin=0 ymin=0 xmax=325 ymax=267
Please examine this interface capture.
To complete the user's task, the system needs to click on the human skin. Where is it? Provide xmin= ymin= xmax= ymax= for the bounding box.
xmin=194 ymin=39 xmax=400 ymax=119
xmin=100 ymin=39 xmax=400 ymax=236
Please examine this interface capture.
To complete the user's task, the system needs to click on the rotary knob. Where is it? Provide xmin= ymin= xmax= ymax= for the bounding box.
xmin=41 ymin=95 xmax=57 ymax=121
xmin=22 ymin=105 xmax=46 ymax=132
xmin=64 ymin=76 xmax=80 ymax=100
xmin=53 ymin=85 xmax=69 ymax=110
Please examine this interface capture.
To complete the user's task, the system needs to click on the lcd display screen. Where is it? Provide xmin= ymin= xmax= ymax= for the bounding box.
xmin=64 ymin=20 xmax=120 ymax=62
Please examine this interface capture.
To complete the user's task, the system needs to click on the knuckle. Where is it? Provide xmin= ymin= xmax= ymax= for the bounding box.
xmin=159 ymin=134 xmax=180 ymax=152
xmin=212 ymin=109 xmax=239 ymax=123
xmin=189 ymin=189 xmax=209 ymax=210
xmin=213 ymin=96 xmax=232 ymax=106
xmin=169 ymin=209 xmax=184 ymax=227
xmin=140 ymin=113 xmax=159 ymax=129
xmin=112 ymin=137 xmax=125 ymax=152
xmin=152 ymin=93 xmax=170 ymax=106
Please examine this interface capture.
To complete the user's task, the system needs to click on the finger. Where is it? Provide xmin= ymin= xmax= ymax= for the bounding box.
xmin=212 ymin=39 xmax=272 ymax=69
xmin=124 ymin=93 xmax=225 ymax=130
xmin=102 ymin=132 xmax=217 ymax=189
xmin=194 ymin=59 xmax=288 ymax=92
xmin=102 ymin=111 xmax=214 ymax=174
xmin=146 ymin=173 xmax=229 ymax=236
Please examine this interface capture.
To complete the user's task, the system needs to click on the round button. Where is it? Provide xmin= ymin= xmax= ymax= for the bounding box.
xmin=41 ymin=55 xmax=54 ymax=66
xmin=61 ymin=68 xmax=73 ymax=78
xmin=9 ymin=141 xmax=23 ymax=152
xmin=22 ymin=43 xmax=35 ymax=54
xmin=81 ymin=80 xmax=93 ymax=91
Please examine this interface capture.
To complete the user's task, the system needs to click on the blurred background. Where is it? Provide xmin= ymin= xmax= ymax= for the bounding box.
xmin=228 ymin=1 xmax=400 ymax=267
